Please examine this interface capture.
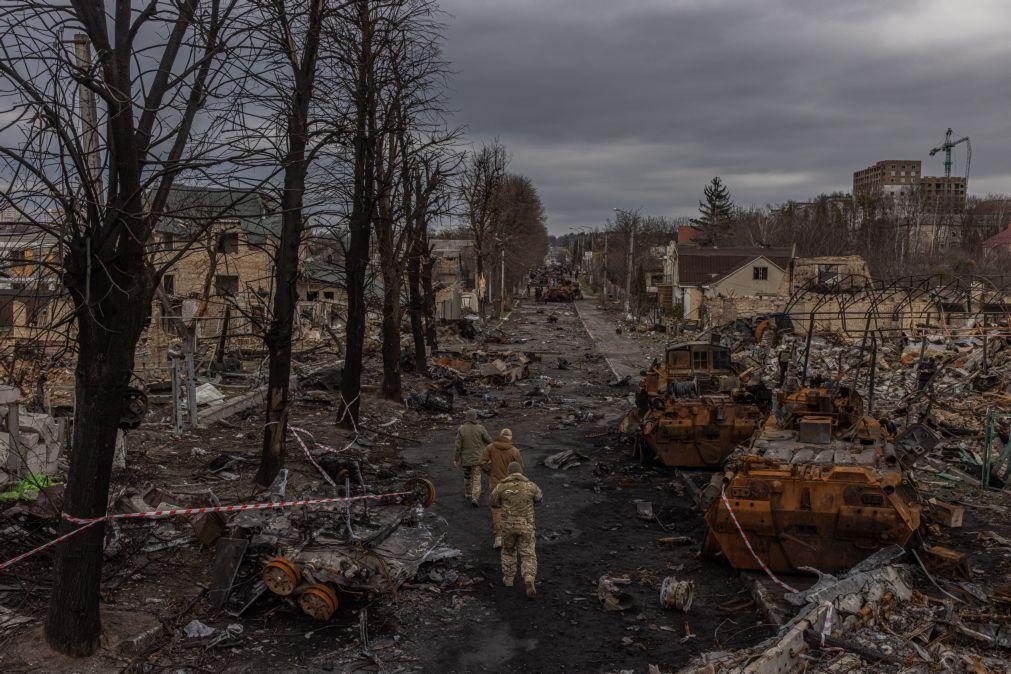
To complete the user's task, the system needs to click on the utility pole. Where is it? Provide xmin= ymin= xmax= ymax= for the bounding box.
xmin=624 ymin=218 xmax=634 ymax=315
xmin=500 ymin=246 xmax=506 ymax=315
xmin=72 ymin=34 xmax=102 ymax=199
xmin=601 ymin=231 xmax=608 ymax=309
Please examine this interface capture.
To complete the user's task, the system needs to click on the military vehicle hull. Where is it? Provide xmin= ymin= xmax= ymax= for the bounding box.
xmin=702 ymin=461 xmax=919 ymax=572
xmin=700 ymin=387 xmax=921 ymax=573
xmin=638 ymin=398 xmax=763 ymax=468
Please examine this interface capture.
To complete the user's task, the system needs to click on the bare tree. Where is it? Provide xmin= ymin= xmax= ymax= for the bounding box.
xmin=486 ymin=173 xmax=548 ymax=307
xmin=372 ymin=0 xmax=456 ymax=400
xmin=0 ymin=0 xmax=246 ymax=655
xmin=460 ymin=140 xmax=508 ymax=317
xmin=230 ymin=0 xmax=337 ymax=487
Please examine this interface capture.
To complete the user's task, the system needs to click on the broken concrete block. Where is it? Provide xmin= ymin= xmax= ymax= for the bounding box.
xmin=928 ymin=498 xmax=964 ymax=528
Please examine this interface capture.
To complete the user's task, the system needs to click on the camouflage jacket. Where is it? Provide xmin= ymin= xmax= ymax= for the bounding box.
xmin=490 ymin=474 xmax=543 ymax=530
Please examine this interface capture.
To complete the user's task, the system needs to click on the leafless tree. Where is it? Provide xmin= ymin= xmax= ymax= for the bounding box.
xmin=0 ymin=0 xmax=248 ymax=655
xmin=485 ymin=173 xmax=548 ymax=308
xmin=371 ymin=0 xmax=457 ymax=400
xmin=224 ymin=0 xmax=342 ymax=487
xmin=460 ymin=139 xmax=508 ymax=317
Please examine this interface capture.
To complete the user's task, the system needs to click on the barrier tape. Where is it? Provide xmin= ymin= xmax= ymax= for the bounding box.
xmin=0 ymin=519 xmax=101 ymax=571
xmin=62 ymin=491 xmax=413 ymax=524
xmin=0 ymin=490 xmax=413 ymax=572
xmin=718 ymin=490 xmax=847 ymax=653
xmin=819 ymin=600 xmax=841 ymax=650
xmin=720 ymin=487 xmax=800 ymax=593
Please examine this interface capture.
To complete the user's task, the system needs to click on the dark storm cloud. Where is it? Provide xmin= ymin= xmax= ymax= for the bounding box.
xmin=440 ymin=0 xmax=1011 ymax=231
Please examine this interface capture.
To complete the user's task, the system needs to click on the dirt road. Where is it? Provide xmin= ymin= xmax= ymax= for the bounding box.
xmin=0 ymin=299 xmax=770 ymax=673
xmin=399 ymin=301 xmax=769 ymax=672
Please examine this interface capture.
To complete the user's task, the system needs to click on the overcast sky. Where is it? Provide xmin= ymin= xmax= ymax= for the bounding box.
xmin=440 ymin=0 xmax=1011 ymax=233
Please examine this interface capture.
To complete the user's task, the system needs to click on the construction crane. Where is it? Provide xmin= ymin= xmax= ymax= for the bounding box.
xmin=929 ymin=127 xmax=971 ymax=180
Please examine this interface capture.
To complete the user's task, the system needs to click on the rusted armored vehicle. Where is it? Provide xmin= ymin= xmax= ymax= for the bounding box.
xmin=701 ymin=385 xmax=921 ymax=573
xmin=543 ymin=279 xmax=582 ymax=302
xmin=628 ymin=341 xmax=769 ymax=468
xmin=261 ymin=478 xmax=439 ymax=621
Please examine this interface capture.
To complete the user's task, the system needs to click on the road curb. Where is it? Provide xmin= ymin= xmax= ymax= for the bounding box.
xmin=572 ymin=300 xmax=621 ymax=380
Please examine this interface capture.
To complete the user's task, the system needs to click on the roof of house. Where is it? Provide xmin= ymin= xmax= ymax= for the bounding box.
xmin=982 ymin=225 xmax=1011 ymax=249
xmin=676 ymin=247 xmax=792 ymax=286
xmin=157 ymin=186 xmax=280 ymax=244
xmin=431 ymin=239 xmax=475 ymax=256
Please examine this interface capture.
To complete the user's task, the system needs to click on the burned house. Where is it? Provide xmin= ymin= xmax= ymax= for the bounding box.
xmin=139 ymin=186 xmax=280 ymax=367
xmin=657 ymin=244 xmax=794 ymax=323
xmin=431 ymin=238 xmax=478 ymax=319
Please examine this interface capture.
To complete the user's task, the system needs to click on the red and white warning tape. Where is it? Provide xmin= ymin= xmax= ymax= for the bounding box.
xmin=719 ymin=488 xmax=842 ymax=649
xmin=0 ymin=490 xmax=412 ymax=571
xmin=719 ymin=487 xmax=800 ymax=593
xmin=0 ymin=519 xmax=102 ymax=571
xmin=819 ymin=600 xmax=839 ymax=649
xmin=62 ymin=491 xmax=412 ymax=524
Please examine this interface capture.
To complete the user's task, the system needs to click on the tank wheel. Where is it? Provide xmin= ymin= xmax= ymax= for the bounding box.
xmin=299 ymin=583 xmax=339 ymax=621
xmin=406 ymin=477 xmax=437 ymax=508
xmin=262 ymin=557 xmax=301 ymax=596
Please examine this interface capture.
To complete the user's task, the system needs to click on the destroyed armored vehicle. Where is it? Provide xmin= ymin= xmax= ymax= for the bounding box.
xmin=542 ymin=280 xmax=582 ymax=302
xmin=260 ymin=478 xmax=440 ymax=621
xmin=701 ymin=385 xmax=921 ymax=573
xmin=626 ymin=341 xmax=769 ymax=468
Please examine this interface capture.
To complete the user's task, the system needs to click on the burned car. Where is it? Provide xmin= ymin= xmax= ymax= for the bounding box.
xmin=701 ymin=385 xmax=921 ymax=573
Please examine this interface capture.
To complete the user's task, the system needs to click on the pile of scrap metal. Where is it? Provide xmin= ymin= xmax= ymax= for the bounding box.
xmin=212 ymin=474 xmax=441 ymax=622
xmin=406 ymin=349 xmax=532 ymax=412
xmin=621 ymin=341 xmax=770 ymax=468
xmin=679 ymin=545 xmax=1011 ymax=673
xmin=543 ymin=280 xmax=582 ymax=302
xmin=479 ymin=352 xmax=531 ymax=385
xmin=699 ymin=384 xmax=921 ymax=573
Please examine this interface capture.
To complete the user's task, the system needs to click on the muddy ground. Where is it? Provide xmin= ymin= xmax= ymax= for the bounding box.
xmin=0 ymin=299 xmax=775 ymax=673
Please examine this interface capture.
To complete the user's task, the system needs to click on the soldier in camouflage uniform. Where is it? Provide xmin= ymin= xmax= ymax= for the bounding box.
xmin=454 ymin=409 xmax=493 ymax=506
xmin=490 ymin=462 xmax=543 ymax=598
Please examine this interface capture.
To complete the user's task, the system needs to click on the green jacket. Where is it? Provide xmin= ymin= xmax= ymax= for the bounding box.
xmin=454 ymin=421 xmax=493 ymax=466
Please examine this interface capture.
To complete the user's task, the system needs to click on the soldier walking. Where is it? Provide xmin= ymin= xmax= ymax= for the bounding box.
xmin=479 ymin=428 xmax=522 ymax=548
xmin=490 ymin=462 xmax=542 ymax=598
xmin=453 ymin=409 xmax=493 ymax=506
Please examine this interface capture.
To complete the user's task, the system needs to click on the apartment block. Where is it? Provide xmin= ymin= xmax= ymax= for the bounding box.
xmin=852 ymin=160 xmax=922 ymax=197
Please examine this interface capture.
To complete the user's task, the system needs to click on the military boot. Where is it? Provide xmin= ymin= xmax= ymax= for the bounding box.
xmin=524 ymin=576 xmax=537 ymax=599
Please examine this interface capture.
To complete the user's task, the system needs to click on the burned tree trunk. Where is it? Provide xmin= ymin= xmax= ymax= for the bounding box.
xmin=46 ymin=240 xmax=154 ymax=655
xmin=407 ymin=233 xmax=427 ymax=371
xmin=255 ymin=0 xmax=324 ymax=486
xmin=215 ymin=305 xmax=231 ymax=369
xmin=376 ymin=182 xmax=404 ymax=401
xmin=257 ymin=200 xmax=302 ymax=485
xmin=338 ymin=0 xmax=377 ymax=428
xmin=379 ymin=272 xmax=403 ymax=400
xmin=421 ymin=232 xmax=438 ymax=352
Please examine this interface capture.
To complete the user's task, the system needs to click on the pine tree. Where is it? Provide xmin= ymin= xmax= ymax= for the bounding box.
xmin=690 ymin=176 xmax=735 ymax=246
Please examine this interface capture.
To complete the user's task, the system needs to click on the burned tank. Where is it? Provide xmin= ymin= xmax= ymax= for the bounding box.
xmin=701 ymin=385 xmax=921 ymax=573
xmin=628 ymin=341 xmax=769 ymax=468
xmin=543 ymin=279 xmax=582 ymax=302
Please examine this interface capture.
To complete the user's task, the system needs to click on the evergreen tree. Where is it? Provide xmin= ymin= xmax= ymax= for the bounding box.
xmin=690 ymin=176 xmax=735 ymax=246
